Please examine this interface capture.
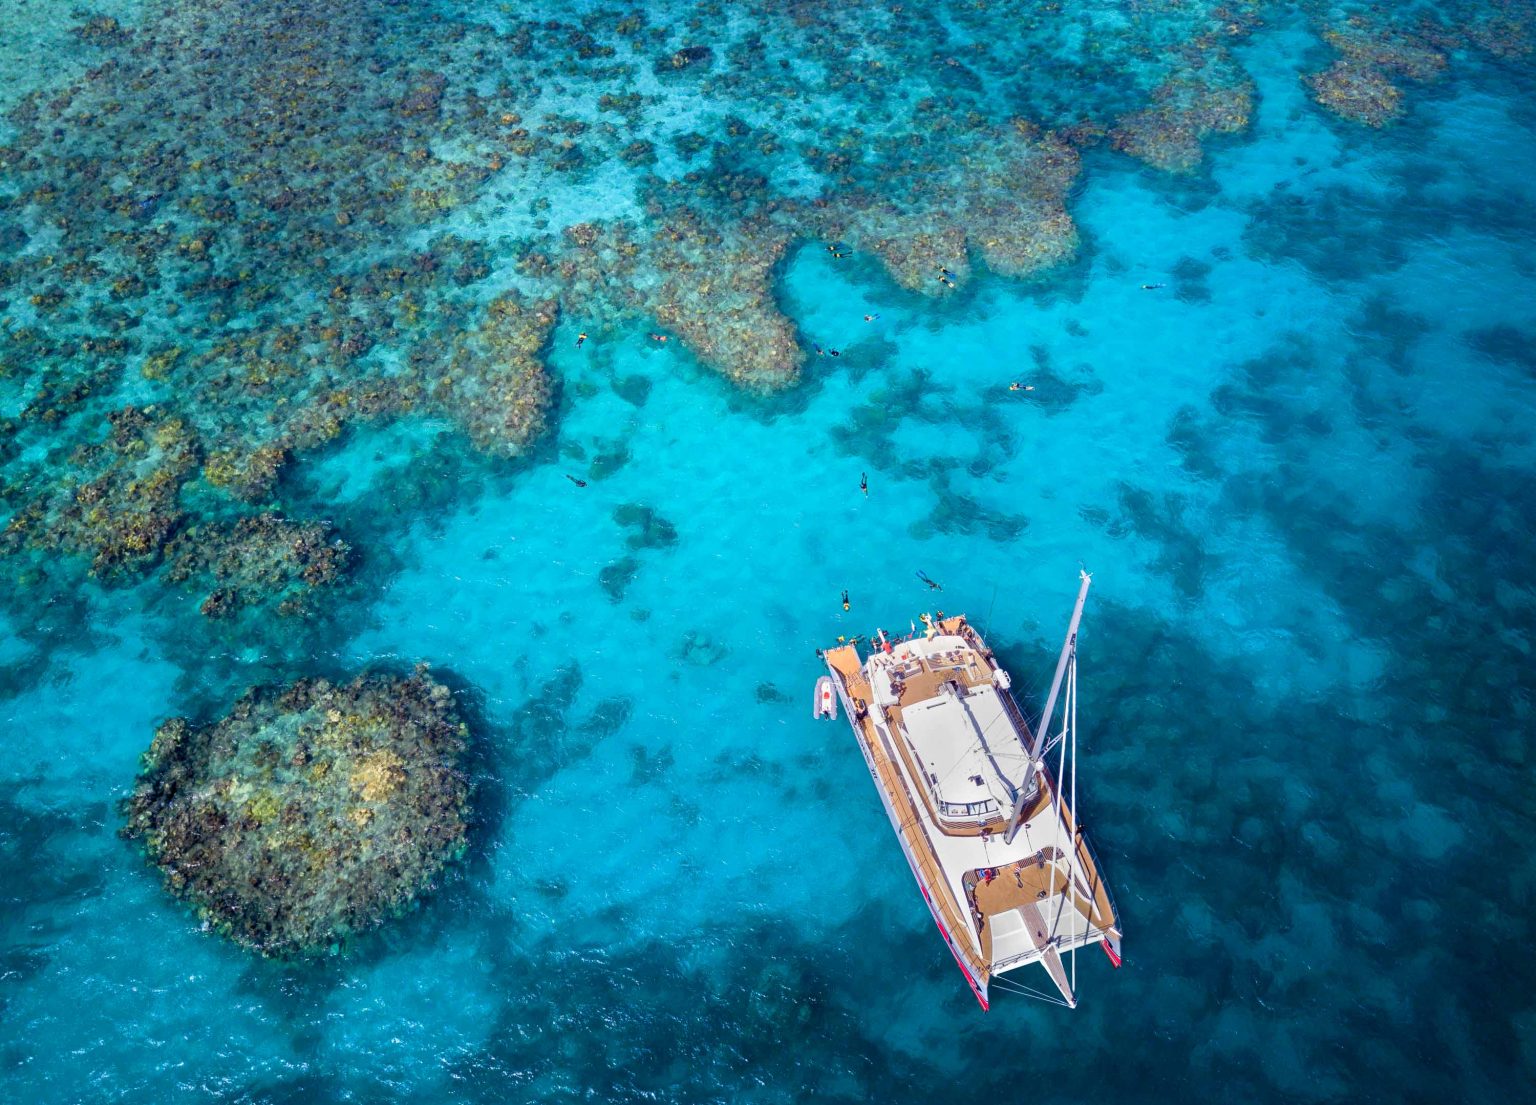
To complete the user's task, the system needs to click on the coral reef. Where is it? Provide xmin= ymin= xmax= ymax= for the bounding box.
xmin=0 ymin=0 xmax=1258 ymax=432
xmin=1304 ymin=20 xmax=1447 ymax=127
xmin=1306 ymin=60 xmax=1404 ymax=128
xmin=1301 ymin=1 xmax=1536 ymax=128
xmin=121 ymin=669 xmax=470 ymax=955
xmin=1459 ymin=0 xmax=1536 ymax=58
xmin=0 ymin=403 xmax=351 ymax=616
xmin=413 ymin=292 xmax=557 ymax=457
xmin=5 ymin=0 xmax=1527 ymax=618
xmin=1112 ymin=78 xmax=1254 ymax=172
xmin=1 ymin=405 xmax=199 ymax=579
xmin=163 ymin=514 xmax=350 ymax=618
xmin=810 ymin=121 xmax=1084 ymax=289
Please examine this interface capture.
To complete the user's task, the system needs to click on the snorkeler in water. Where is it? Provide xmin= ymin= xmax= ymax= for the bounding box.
xmin=860 ymin=472 xmax=868 ymax=496
xmin=863 ymin=313 xmax=880 ymax=322
xmin=649 ymin=332 xmax=669 ymax=343
xmin=829 ymin=349 xmax=841 ymax=357
xmin=815 ymin=345 xmax=824 ymax=356
xmin=1140 ymin=283 xmax=1166 ymax=290
xmin=1008 ymin=382 xmax=1035 ymax=392
xmin=576 ymin=332 xmax=588 ymax=347
xmin=841 ymin=589 xmax=851 ymax=611
xmin=916 ymin=570 xmax=943 ymax=591
xmin=565 ymin=474 xmax=587 ymax=487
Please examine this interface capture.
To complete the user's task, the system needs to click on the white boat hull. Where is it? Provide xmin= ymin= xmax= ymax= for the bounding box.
xmin=813 ymin=675 xmax=837 ymax=720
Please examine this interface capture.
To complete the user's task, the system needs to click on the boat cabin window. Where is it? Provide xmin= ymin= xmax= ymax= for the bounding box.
xmin=939 ymin=798 xmax=999 ymax=819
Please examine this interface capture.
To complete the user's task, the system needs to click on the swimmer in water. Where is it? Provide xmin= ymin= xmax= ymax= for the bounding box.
xmin=863 ymin=313 xmax=880 ymax=322
xmin=576 ymin=332 xmax=588 ymax=347
xmin=815 ymin=345 xmax=824 ymax=356
xmin=565 ymin=474 xmax=587 ymax=487
xmin=841 ymin=589 xmax=851 ymax=611
xmin=1140 ymin=283 xmax=1166 ymax=290
xmin=860 ymin=472 xmax=868 ymax=496
xmin=829 ymin=349 xmax=841 ymax=357
xmin=649 ymin=332 xmax=669 ymax=343
xmin=1008 ymin=382 xmax=1035 ymax=392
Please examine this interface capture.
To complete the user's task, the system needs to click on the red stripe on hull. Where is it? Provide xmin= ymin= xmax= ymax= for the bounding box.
xmin=922 ymin=886 xmax=988 ymax=1010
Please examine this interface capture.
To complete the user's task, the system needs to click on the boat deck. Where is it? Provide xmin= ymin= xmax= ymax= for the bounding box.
xmin=961 ymin=840 xmax=1114 ymax=964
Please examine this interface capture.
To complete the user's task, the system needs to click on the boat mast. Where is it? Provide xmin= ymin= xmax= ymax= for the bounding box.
xmin=1003 ymin=570 xmax=1091 ymax=845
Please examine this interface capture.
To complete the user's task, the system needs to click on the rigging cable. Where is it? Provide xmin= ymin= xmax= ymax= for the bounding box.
xmin=989 ymin=972 xmax=1073 ymax=1007
xmin=1046 ymin=649 xmax=1071 ymax=948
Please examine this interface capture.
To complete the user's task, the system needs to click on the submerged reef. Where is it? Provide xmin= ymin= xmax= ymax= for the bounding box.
xmin=1 ymin=405 xmax=198 ymax=580
xmin=1303 ymin=5 xmax=1531 ymax=127
xmin=0 ymin=404 xmax=350 ymax=617
xmin=1 ymin=0 xmax=1531 ymax=620
xmin=1304 ymin=18 xmax=1448 ymax=127
xmin=1111 ymin=78 xmax=1254 ymax=173
xmin=121 ymin=669 xmax=470 ymax=955
xmin=163 ymin=514 xmax=350 ymax=618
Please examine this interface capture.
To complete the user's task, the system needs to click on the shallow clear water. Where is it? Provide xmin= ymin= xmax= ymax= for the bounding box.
xmin=3 ymin=2 xmax=1536 ymax=1102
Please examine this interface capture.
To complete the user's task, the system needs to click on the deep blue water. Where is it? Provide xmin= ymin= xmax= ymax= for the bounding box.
xmin=3 ymin=2 xmax=1536 ymax=1102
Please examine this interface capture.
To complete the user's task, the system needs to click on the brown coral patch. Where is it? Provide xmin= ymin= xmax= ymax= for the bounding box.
xmin=415 ymin=291 xmax=558 ymax=456
xmin=0 ymin=405 xmax=200 ymax=578
xmin=648 ymin=212 xmax=802 ymax=390
xmin=1306 ymin=60 xmax=1404 ymax=128
xmin=1112 ymin=80 xmax=1253 ymax=173
xmin=121 ymin=670 xmax=470 ymax=955
xmin=1304 ymin=21 xmax=1447 ymax=127
xmin=163 ymin=513 xmax=351 ymax=618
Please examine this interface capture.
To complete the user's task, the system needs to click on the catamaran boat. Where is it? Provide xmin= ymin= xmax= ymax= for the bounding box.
xmin=818 ymin=571 xmax=1120 ymax=1010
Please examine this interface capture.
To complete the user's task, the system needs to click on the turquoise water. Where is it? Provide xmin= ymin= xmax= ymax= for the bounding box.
xmin=3 ymin=2 xmax=1536 ymax=1101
